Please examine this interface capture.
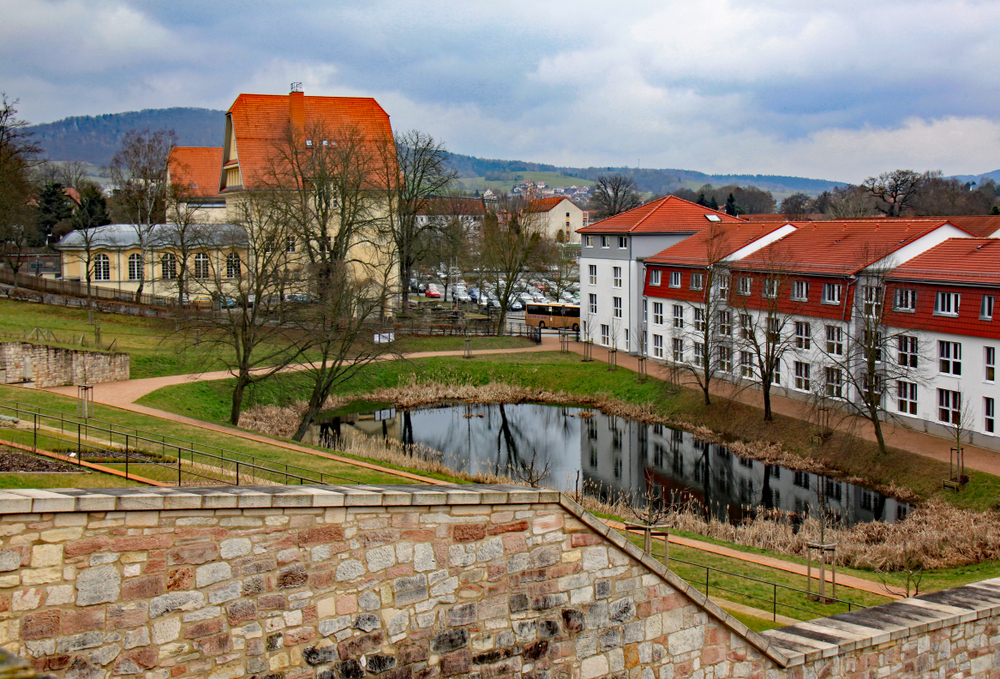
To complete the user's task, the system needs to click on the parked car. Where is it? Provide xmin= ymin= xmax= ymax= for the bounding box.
xmin=508 ymin=299 xmax=524 ymax=311
xmin=425 ymin=285 xmax=442 ymax=298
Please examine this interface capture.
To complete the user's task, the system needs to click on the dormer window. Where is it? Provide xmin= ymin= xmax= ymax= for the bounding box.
xmin=305 ymin=139 xmax=313 ymax=147
xmin=322 ymin=140 xmax=329 ymax=147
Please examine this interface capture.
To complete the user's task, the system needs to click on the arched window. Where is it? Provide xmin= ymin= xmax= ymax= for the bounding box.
xmin=128 ymin=253 xmax=143 ymax=281
xmin=93 ymin=254 xmax=110 ymax=281
xmin=161 ymin=253 xmax=177 ymax=280
xmin=226 ymin=253 xmax=241 ymax=279
xmin=193 ymin=253 xmax=210 ymax=279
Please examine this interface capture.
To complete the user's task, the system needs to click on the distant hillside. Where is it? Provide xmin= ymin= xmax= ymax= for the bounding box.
xmin=27 ymin=108 xmax=226 ymax=166
xmin=444 ymin=153 xmax=848 ymax=197
xmin=29 ymin=108 xmax=850 ymax=194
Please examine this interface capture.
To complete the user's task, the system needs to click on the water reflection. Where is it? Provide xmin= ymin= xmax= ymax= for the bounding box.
xmin=306 ymin=403 xmax=910 ymax=526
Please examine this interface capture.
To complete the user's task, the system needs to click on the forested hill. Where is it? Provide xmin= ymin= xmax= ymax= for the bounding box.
xmin=26 ymin=108 xmax=226 ymax=166
xmin=443 ymin=152 xmax=849 ymax=195
xmin=29 ymin=108 xmax=849 ymax=192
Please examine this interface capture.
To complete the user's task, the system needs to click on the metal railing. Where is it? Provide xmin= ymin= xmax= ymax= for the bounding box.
xmin=0 ymin=399 xmax=349 ymax=487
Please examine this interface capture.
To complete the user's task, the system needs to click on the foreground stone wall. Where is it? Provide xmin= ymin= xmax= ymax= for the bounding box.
xmin=0 ymin=485 xmax=777 ymax=679
xmin=0 ymin=343 xmax=129 ymax=388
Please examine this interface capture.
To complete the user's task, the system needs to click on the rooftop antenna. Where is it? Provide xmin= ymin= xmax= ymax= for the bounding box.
xmin=290 ymin=82 xmax=303 ymax=93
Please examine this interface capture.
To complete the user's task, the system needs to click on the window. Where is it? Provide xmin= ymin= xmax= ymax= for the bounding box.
xmin=795 ymin=322 xmax=811 ymax=350
xmin=93 ymin=254 xmax=110 ymax=281
xmin=771 ymin=366 xmax=781 ymax=385
xmin=193 ymin=253 xmax=210 ymax=279
xmin=897 ymin=381 xmax=917 ymax=415
xmin=624 ymin=329 xmax=629 ymax=346
xmin=894 ymin=288 xmax=917 ymax=311
xmin=588 ymin=294 xmax=597 ymax=315
xmin=694 ymin=342 xmax=705 ymax=366
xmin=986 ymin=347 xmax=996 ymax=382
xmin=982 ymin=295 xmax=995 ymax=321
xmin=693 ymin=307 xmax=706 ymax=332
xmin=938 ymin=389 xmax=962 ymax=424
xmin=601 ymin=324 xmax=610 ymax=346
xmin=794 ymin=471 xmax=810 ymax=490
xmin=718 ymin=345 xmax=732 ymax=372
xmin=653 ymin=334 xmax=664 ymax=359
xmin=863 ymin=285 xmax=883 ymax=316
xmin=613 ymin=266 xmax=622 ymax=288
xmin=794 ymin=362 xmax=811 ymax=391
xmin=718 ymin=311 xmax=732 ymax=336
xmin=286 ymin=236 xmax=297 ymax=253
xmin=986 ymin=397 xmax=996 ymax=434
xmin=585 ymin=236 xmax=593 ymax=247
xmin=613 ymin=296 xmax=622 ymax=318
xmin=740 ymin=313 xmax=753 ymax=340
xmin=643 ymin=300 xmax=648 ymax=323
xmin=864 ymin=330 xmax=884 ymax=363
xmin=825 ymin=367 xmax=843 ymax=398
xmin=717 ymin=273 xmax=730 ymax=299
xmin=792 ymin=280 xmax=809 ymax=301
xmin=763 ymin=278 xmax=779 ymax=298
xmin=767 ymin=316 xmax=781 ymax=340
xmin=939 ymin=341 xmax=962 ymax=375
xmin=935 ymin=291 xmax=960 ymax=316
xmin=650 ymin=269 xmax=661 ymax=286
xmin=226 ymin=253 xmax=241 ymax=279
xmin=601 ymin=236 xmax=611 ymax=248
xmin=740 ymin=351 xmax=754 ymax=378
xmin=128 ymin=253 xmax=143 ymax=281
xmin=825 ymin=326 xmax=843 ymax=355
xmin=653 ymin=302 xmax=664 ymax=325
xmin=672 ymin=338 xmax=684 ymax=362
xmin=738 ymin=276 xmax=752 ymax=296
xmin=588 ymin=264 xmax=597 ymax=285
xmin=898 ymin=336 xmax=918 ymax=368
xmin=160 ymin=253 xmax=177 ymax=280
xmin=669 ymin=271 xmax=682 ymax=288
xmin=822 ymin=283 xmax=842 ymax=304
xmin=618 ymin=236 xmax=628 ymax=249
xmin=672 ymin=304 xmax=683 ymax=328
xmin=691 ymin=272 xmax=704 ymax=291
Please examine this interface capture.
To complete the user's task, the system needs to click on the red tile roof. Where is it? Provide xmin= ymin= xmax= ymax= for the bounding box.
xmin=887 ymin=238 xmax=1000 ymax=286
xmin=168 ymin=147 xmax=224 ymax=198
xmin=939 ymin=215 xmax=1000 ymax=238
xmin=578 ymin=195 xmax=743 ymax=234
xmin=226 ymin=92 xmax=393 ymax=190
xmin=734 ymin=219 xmax=969 ymax=276
xmin=527 ymin=196 xmax=580 ymax=213
xmin=645 ymin=221 xmax=797 ymax=267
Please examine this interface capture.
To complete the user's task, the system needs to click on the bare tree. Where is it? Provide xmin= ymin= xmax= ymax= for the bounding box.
xmin=162 ymin=171 xmax=213 ymax=306
xmin=478 ymin=194 xmax=553 ymax=335
xmin=828 ymin=185 xmax=878 ymax=218
xmin=108 ymin=128 xmax=176 ymax=300
xmin=0 ymin=95 xmax=41 ymax=286
xmin=589 ymin=174 xmax=643 ymax=220
xmin=187 ymin=190 xmax=301 ymax=424
xmin=376 ymin=129 xmax=457 ymax=310
xmin=68 ymin=183 xmax=112 ymax=304
xmin=862 ymin=170 xmax=926 ymax=217
xmin=780 ymin=193 xmax=811 ymax=220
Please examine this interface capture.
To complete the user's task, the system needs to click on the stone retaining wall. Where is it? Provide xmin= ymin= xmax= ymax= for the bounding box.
xmin=1 ymin=485 xmax=1000 ymax=679
xmin=0 ymin=343 xmax=129 ymax=388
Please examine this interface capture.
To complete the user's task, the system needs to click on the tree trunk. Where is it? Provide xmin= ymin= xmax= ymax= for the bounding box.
xmin=293 ymin=384 xmax=327 ymax=442
xmin=230 ymin=375 xmax=248 ymax=425
xmin=871 ymin=408 xmax=888 ymax=456
xmin=762 ymin=380 xmax=773 ymax=421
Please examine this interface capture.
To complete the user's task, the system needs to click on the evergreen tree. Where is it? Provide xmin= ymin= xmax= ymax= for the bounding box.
xmin=708 ymin=195 xmax=719 ymax=210
xmin=696 ymin=192 xmax=707 ymax=207
xmin=35 ymin=182 xmax=72 ymax=245
xmin=725 ymin=193 xmax=738 ymax=216
xmin=69 ymin=183 xmax=111 ymax=232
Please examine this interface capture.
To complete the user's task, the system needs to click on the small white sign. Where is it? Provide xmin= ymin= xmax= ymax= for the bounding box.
xmin=374 ymin=332 xmax=395 ymax=344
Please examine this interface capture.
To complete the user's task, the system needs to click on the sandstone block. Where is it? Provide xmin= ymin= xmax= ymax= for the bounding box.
xmin=76 ymin=565 xmax=121 ymax=606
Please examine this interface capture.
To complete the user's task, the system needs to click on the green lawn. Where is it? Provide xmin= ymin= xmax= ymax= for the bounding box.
xmin=0 ymin=471 xmax=142 ymax=489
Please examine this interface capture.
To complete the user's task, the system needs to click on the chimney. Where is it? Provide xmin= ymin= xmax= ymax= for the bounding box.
xmin=289 ymin=83 xmax=305 ymax=138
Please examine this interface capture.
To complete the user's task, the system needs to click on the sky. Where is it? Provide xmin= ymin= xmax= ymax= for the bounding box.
xmin=3 ymin=0 xmax=1000 ymax=183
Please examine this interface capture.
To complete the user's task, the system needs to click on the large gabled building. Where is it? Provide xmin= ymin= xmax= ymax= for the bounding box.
xmin=577 ymin=196 xmax=742 ymax=352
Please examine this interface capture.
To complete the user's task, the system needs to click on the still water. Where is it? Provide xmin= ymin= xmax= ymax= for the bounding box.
xmin=305 ymin=403 xmax=910 ymax=526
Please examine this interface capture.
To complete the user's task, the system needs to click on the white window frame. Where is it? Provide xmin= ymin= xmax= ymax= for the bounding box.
xmin=898 ymin=335 xmax=918 ymax=368
xmin=825 ymin=325 xmax=843 ymax=355
xmin=669 ymin=271 xmax=682 ymax=288
xmin=825 ymin=366 xmax=843 ymax=398
xmin=718 ymin=310 xmax=732 ymax=336
xmin=650 ymin=269 xmax=661 ymax=286
xmin=160 ymin=253 xmax=177 ymax=280
xmin=613 ymin=296 xmax=622 ymax=318
xmin=653 ymin=302 xmax=664 ymax=325
xmin=795 ymin=322 xmax=811 ymax=350
xmin=986 ymin=397 xmax=996 ymax=434
xmin=588 ymin=294 xmax=597 ymax=315
xmin=939 ymin=341 xmax=962 ymax=375
xmin=613 ymin=266 xmax=622 ymax=288
xmin=588 ymin=264 xmax=597 ymax=286
xmin=653 ymin=334 xmax=664 ymax=359
xmin=718 ymin=345 xmax=733 ymax=372
xmin=717 ymin=273 xmax=730 ymax=299
xmin=986 ymin=346 xmax=996 ymax=382
xmin=672 ymin=338 xmax=684 ymax=362
xmin=93 ymin=254 xmax=110 ymax=281
xmin=938 ymin=389 xmax=962 ymax=424
xmin=791 ymin=280 xmax=809 ymax=302
xmin=691 ymin=272 xmax=705 ymax=291
xmin=226 ymin=253 xmax=241 ymax=279
xmin=585 ymin=235 xmax=593 ymax=247
xmin=618 ymin=236 xmax=628 ymax=249
xmin=982 ymin=295 xmax=995 ymax=321
xmin=935 ymin=291 xmax=960 ymax=317
xmin=193 ymin=253 xmax=210 ymax=280
xmin=763 ymin=278 xmax=779 ymax=299
xmin=693 ymin=307 xmax=706 ymax=332
xmin=672 ymin=304 xmax=683 ymax=328
xmin=794 ymin=361 xmax=810 ymax=391
xmin=740 ymin=351 xmax=755 ymax=378
xmin=822 ymin=282 xmax=842 ymax=305
xmin=738 ymin=276 xmax=752 ymax=296
xmin=601 ymin=324 xmax=610 ymax=345
xmin=897 ymin=381 xmax=917 ymax=415
xmin=863 ymin=285 xmax=883 ymax=317
xmin=128 ymin=253 xmax=143 ymax=281
xmin=894 ymin=288 xmax=917 ymax=312
xmin=601 ymin=236 xmax=611 ymax=249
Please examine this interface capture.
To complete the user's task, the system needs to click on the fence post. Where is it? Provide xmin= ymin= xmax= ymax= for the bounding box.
xmin=773 ymin=584 xmax=778 ymax=621
xmin=125 ymin=434 xmax=129 ymax=480
xmin=178 ymin=447 xmax=182 ymax=487
xmin=705 ymin=568 xmax=710 ymax=597
xmin=33 ymin=413 xmax=37 ymax=452
xmin=236 ymin=461 xmax=240 ymax=486
xmin=77 ymin=423 xmax=82 ymax=465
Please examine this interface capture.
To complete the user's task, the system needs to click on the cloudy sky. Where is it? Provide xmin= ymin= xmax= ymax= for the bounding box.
xmin=3 ymin=0 xmax=1000 ymax=182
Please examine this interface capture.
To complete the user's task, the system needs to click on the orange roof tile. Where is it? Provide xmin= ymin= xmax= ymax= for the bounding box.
xmin=938 ymin=215 xmax=1000 ymax=238
xmin=734 ymin=219 xmax=969 ymax=276
xmin=578 ymin=195 xmax=743 ymax=234
xmin=527 ymin=196 xmax=580 ymax=213
xmin=646 ymin=221 xmax=797 ymax=267
xmin=226 ymin=92 xmax=394 ymax=190
xmin=168 ymin=147 xmax=224 ymax=198
xmin=888 ymin=238 xmax=1000 ymax=285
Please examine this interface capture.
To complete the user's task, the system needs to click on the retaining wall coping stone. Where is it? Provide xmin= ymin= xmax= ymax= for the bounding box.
xmin=763 ymin=577 xmax=1000 ymax=667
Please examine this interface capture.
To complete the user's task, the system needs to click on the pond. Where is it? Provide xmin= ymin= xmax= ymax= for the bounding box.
xmin=305 ymin=403 xmax=911 ymax=526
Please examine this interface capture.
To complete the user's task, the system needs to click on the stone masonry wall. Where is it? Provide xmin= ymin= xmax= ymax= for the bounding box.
xmin=0 ymin=485 xmax=779 ymax=679
xmin=0 ymin=343 xmax=129 ymax=388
